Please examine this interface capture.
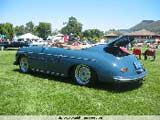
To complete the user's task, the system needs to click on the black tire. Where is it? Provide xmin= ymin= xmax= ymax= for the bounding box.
xmin=19 ymin=56 xmax=29 ymax=73
xmin=74 ymin=64 xmax=97 ymax=86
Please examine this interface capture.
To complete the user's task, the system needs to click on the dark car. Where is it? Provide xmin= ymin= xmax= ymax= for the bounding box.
xmin=0 ymin=41 xmax=9 ymax=48
xmin=0 ymin=40 xmax=30 ymax=49
xmin=7 ymin=40 xmax=30 ymax=48
xmin=14 ymin=36 xmax=147 ymax=86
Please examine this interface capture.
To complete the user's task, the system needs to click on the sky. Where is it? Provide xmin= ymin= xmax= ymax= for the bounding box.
xmin=1 ymin=0 xmax=160 ymax=31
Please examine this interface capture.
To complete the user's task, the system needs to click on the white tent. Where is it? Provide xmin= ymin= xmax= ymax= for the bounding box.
xmin=56 ymin=33 xmax=64 ymax=37
xmin=18 ymin=33 xmax=40 ymax=41
xmin=47 ymin=33 xmax=64 ymax=42
xmin=13 ymin=35 xmax=18 ymax=41
xmin=47 ymin=35 xmax=53 ymax=40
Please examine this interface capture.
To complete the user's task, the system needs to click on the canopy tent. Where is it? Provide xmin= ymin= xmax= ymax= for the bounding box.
xmin=47 ymin=35 xmax=53 ymax=40
xmin=0 ymin=34 xmax=6 ymax=38
xmin=13 ymin=36 xmax=18 ymax=41
xmin=18 ymin=33 xmax=40 ymax=41
xmin=47 ymin=33 xmax=64 ymax=42
xmin=56 ymin=33 xmax=64 ymax=37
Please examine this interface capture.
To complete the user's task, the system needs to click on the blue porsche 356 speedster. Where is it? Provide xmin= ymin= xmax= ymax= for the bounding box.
xmin=14 ymin=36 xmax=146 ymax=86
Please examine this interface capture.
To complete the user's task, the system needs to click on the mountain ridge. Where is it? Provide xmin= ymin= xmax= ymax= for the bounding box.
xmin=130 ymin=20 xmax=160 ymax=33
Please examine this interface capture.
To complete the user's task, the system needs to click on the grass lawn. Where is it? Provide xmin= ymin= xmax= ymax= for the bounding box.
xmin=0 ymin=49 xmax=160 ymax=115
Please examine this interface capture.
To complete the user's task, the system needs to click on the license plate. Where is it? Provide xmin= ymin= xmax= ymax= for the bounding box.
xmin=134 ymin=62 xmax=142 ymax=69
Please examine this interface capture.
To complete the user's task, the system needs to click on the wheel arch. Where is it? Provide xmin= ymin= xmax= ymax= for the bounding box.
xmin=68 ymin=63 xmax=99 ymax=82
xmin=17 ymin=54 xmax=27 ymax=65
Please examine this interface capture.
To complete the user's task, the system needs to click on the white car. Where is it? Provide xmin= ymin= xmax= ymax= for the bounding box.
xmin=29 ymin=41 xmax=47 ymax=46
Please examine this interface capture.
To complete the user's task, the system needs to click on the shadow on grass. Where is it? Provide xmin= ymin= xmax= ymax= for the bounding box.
xmin=13 ymin=69 xmax=142 ymax=93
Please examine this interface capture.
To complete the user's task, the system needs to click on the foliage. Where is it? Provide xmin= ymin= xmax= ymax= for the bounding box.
xmin=25 ymin=21 xmax=34 ymax=33
xmin=0 ymin=49 xmax=160 ymax=115
xmin=36 ymin=22 xmax=52 ymax=39
xmin=51 ymin=29 xmax=59 ymax=36
xmin=61 ymin=16 xmax=82 ymax=36
xmin=14 ymin=21 xmax=35 ymax=36
xmin=13 ymin=21 xmax=52 ymax=39
xmin=0 ymin=23 xmax=14 ymax=40
xmin=105 ymin=29 xmax=122 ymax=35
xmin=130 ymin=20 xmax=160 ymax=33
xmin=82 ymin=29 xmax=104 ymax=42
xmin=14 ymin=25 xmax=25 ymax=36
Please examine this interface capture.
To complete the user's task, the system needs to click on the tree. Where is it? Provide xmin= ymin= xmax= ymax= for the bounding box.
xmin=0 ymin=23 xmax=14 ymax=40
xmin=61 ymin=16 xmax=82 ymax=36
xmin=36 ymin=22 xmax=52 ymax=39
xmin=52 ymin=29 xmax=59 ymax=36
xmin=33 ymin=26 xmax=38 ymax=36
xmin=25 ymin=21 xmax=34 ymax=33
xmin=14 ymin=25 xmax=25 ymax=36
xmin=82 ymin=29 xmax=104 ymax=42
xmin=105 ymin=29 xmax=121 ymax=35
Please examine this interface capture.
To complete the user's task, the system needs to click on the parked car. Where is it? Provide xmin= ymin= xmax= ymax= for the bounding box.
xmin=0 ymin=40 xmax=30 ymax=49
xmin=0 ymin=41 xmax=9 ymax=48
xmin=14 ymin=36 xmax=147 ymax=86
xmin=7 ymin=41 xmax=30 ymax=48
xmin=28 ymin=41 xmax=48 ymax=47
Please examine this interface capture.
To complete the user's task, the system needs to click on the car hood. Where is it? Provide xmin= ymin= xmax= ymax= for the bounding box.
xmin=107 ymin=35 xmax=134 ymax=47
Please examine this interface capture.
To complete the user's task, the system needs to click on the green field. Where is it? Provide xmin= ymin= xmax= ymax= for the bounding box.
xmin=0 ymin=49 xmax=160 ymax=115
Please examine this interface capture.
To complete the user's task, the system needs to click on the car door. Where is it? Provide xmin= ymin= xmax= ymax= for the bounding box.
xmin=27 ymin=46 xmax=46 ymax=71
xmin=44 ymin=48 xmax=71 ymax=75
xmin=43 ymin=47 xmax=63 ymax=73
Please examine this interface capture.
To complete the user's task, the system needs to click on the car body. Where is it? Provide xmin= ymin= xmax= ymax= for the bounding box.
xmin=14 ymin=36 xmax=147 ymax=86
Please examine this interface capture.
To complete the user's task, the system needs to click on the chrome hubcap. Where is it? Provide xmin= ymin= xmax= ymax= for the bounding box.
xmin=20 ymin=57 xmax=28 ymax=73
xmin=75 ymin=65 xmax=91 ymax=85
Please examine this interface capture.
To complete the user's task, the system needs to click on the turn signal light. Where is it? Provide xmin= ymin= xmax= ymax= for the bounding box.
xmin=120 ymin=67 xmax=128 ymax=72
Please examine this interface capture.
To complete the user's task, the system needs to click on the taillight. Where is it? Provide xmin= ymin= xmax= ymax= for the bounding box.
xmin=120 ymin=67 xmax=128 ymax=72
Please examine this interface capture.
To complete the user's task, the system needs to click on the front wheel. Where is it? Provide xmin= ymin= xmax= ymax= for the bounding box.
xmin=74 ymin=64 xmax=97 ymax=86
xmin=19 ymin=56 xmax=29 ymax=73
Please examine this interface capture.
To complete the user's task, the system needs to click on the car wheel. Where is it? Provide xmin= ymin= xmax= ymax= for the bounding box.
xmin=74 ymin=64 xmax=96 ymax=86
xmin=19 ymin=56 xmax=29 ymax=73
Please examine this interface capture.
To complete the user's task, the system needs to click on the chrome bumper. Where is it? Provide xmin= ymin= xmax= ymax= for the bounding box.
xmin=113 ymin=71 xmax=147 ymax=82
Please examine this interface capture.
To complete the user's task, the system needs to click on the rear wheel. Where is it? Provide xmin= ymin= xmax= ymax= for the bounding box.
xmin=19 ymin=56 xmax=29 ymax=73
xmin=74 ymin=64 xmax=96 ymax=86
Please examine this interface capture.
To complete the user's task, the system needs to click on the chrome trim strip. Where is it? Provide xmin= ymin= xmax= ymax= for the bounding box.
xmin=77 ymin=57 xmax=82 ymax=60
xmin=39 ymin=53 xmax=44 ymax=55
xmin=91 ymin=59 xmax=96 ymax=62
xmin=31 ymin=68 xmax=35 ymax=71
xmin=54 ymin=55 xmax=59 ymax=57
xmin=51 ymin=72 xmax=55 ymax=75
xmin=56 ymin=73 xmax=60 ymax=75
xmin=30 ymin=68 xmax=65 ymax=77
xmin=40 ymin=70 xmax=44 ymax=73
xmin=47 ymin=54 xmax=52 ymax=56
xmin=62 ymin=55 xmax=68 ymax=58
xmin=61 ymin=74 xmax=64 ymax=76
xmin=19 ymin=51 xmax=25 ymax=53
xmin=46 ymin=71 xmax=50 ymax=74
xmin=83 ymin=58 xmax=89 ymax=61
xmin=70 ymin=56 xmax=75 ymax=59
xmin=28 ymin=51 xmax=33 ymax=54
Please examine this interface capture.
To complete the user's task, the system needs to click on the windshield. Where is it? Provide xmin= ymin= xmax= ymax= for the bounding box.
xmin=107 ymin=36 xmax=134 ymax=47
